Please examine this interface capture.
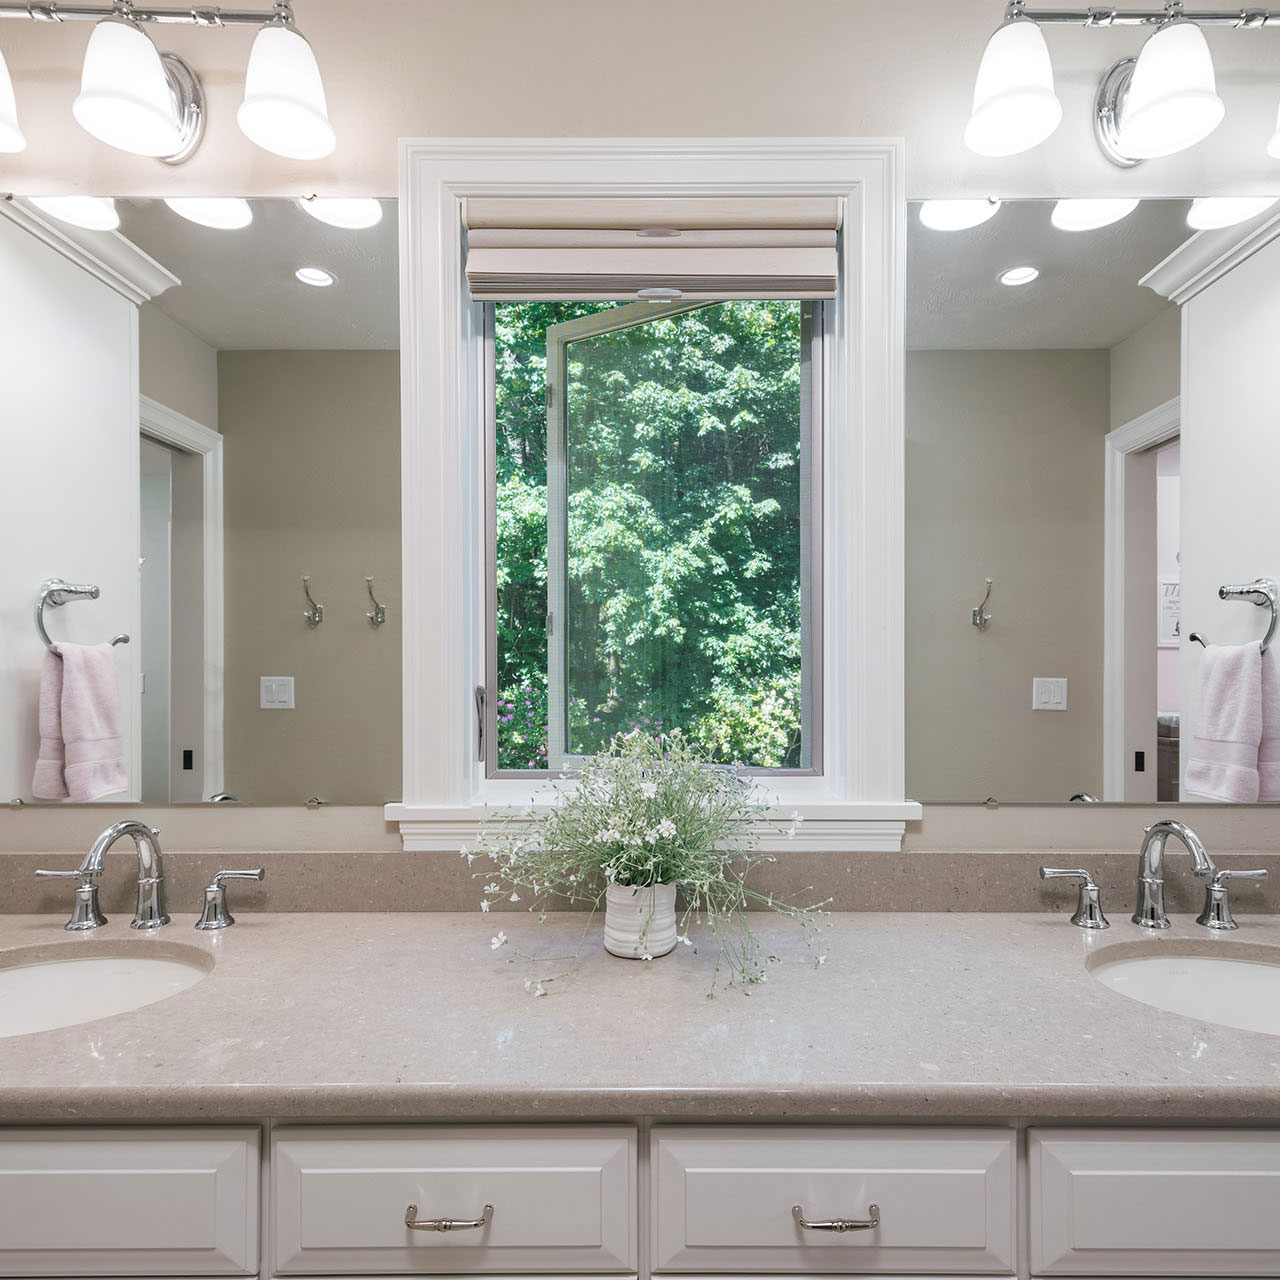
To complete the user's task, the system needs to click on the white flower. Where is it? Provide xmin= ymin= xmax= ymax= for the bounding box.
xmin=509 ymin=892 xmax=521 ymax=902
xmin=644 ymin=830 xmax=659 ymax=844
xmin=484 ymin=883 xmax=500 ymax=894
xmin=463 ymin=851 xmax=478 ymax=865
xmin=532 ymin=982 xmax=547 ymax=997
xmin=641 ymin=952 xmax=653 ymax=961
xmin=480 ymin=899 xmax=491 ymax=913
xmin=677 ymin=933 xmax=692 ymax=947
xmin=815 ymin=955 xmax=827 ymax=967
xmin=657 ymin=817 xmax=678 ymax=838
xmin=641 ymin=781 xmax=658 ymax=798
xmin=490 ymin=931 xmax=507 ymax=950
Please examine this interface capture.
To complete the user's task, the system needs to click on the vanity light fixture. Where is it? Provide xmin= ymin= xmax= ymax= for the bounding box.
xmin=998 ymin=265 xmax=1040 ymax=286
xmin=967 ymin=2 xmax=1279 ymax=169
xmin=0 ymin=0 xmax=333 ymax=164
xmin=1186 ymin=195 xmax=1280 ymax=229
xmin=918 ymin=198 xmax=1003 ymax=231
xmin=163 ymin=197 xmax=254 ymax=230
xmin=1050 ymin=198 xmax=1141 ymax=231
xmin=1268 ymin=104 xmax=1280 ymax=158
xmin=964 ymin=14 xmax=1062 ymax=157
xmin=295 ymin=265 xmax=336 ymax=287
xmin=297 ymin=196 xmax=382 ymax=229
xmin=0 ymin=44 xmax=24 ymax=151
xmin=27 ymin=195 xmax=119 ymax=231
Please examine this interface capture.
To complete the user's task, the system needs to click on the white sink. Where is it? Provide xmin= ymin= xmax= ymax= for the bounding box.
xmin=0 ymin=943 xmax=211 ymax=1038
xmin=1091 ymin=947 xmax=1280 ymax=1036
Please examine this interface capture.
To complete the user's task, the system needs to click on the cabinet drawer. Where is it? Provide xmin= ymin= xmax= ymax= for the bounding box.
xmin=651 ymin=1126 xmax=1015 ymax=1274
xmin=0 ymin=1127 xmax=259 ymax=1277
xmin=272 ymin=1125 xmax=636 ymax=1274
xmin=1031 ymin=1129 xmax=1280 ymax=1275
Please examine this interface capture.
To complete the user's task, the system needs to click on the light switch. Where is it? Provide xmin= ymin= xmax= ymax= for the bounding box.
xmin=1032 ymin=677 xmax=1068 ymax=711
xmin=260 ymin=676 xmax=295 ymax=710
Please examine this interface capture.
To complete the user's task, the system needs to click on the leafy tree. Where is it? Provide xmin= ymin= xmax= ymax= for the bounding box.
xmin=494 ymin=300 xmax=805 ymax=769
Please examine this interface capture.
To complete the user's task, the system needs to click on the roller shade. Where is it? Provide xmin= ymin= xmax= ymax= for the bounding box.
xmin=464 ymin=198 xmax=841 ymax=301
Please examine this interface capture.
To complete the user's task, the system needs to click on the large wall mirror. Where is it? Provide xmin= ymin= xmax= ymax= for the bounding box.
xmin=906 ymin=196 xmax=1279 ymax=806
xmin=0 ymin=196 xmax=400 ymax=807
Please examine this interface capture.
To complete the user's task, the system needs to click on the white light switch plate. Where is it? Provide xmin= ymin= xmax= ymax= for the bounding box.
xmin=260 ymin=676 xmax=295 ymax=710
xmin=1032 ymin=677 xmax=1068 ymax=711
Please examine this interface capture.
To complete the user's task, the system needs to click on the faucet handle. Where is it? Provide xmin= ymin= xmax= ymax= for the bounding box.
xmin=1040 ymin=867 xmax=1110 ymax=930
xmin=1196 ymin=868 xmax=1268 ymax=931
xmin=195 ymin=868 xmax=264 ymax=931
xmin=34 ymin=868 xmax=106 ymax=931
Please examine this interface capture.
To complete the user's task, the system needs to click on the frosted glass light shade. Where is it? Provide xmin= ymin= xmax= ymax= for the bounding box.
xmin=1051 ymin=198 xmax=1140 ymax=231
xmin=965 ymin=18 xmax=1062 ymax=157
xmin=164 ymin=197 xmax=253 ymax=229
xmin=28 ymin=196 xmax=120 ymax=231
xmin=72 ymin=16 xmax=182 ymax=157
xmin=297 ymin=196 xmax=382 ymax=229
xmin=1117 ymin=20 xmax=1224 ymax=160
xmin=0 ymin=46 xmax=25 ymax=153
xmin=1187 ymin=196 xmax=1279 ymax=230
xmin=919 ymin=198 xmax=1002 ymax=231
xmin=237 ymin=23 xmax=335 ymax=160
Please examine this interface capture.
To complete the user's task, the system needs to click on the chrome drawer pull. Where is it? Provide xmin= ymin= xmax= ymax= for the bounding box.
xmin=405 ymin=1202 xmax=494 ymax=1232
xmin=793 ymin=1202 xmax=880 ymax=1233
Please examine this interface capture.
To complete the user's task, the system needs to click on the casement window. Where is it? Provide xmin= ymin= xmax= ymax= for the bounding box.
xmin=391 ymin=139 xmax=917 ymax=852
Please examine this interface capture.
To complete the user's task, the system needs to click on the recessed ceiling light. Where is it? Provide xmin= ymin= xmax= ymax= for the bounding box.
xmin=295 ymin=265 xmax=337 ymax=287
xmin=1050 ymin=198 xmax=1141 ymax=232
xmin=28 ymin=196 xmax=119 ymax=231
xmin=919 ymin=198 xmax=1002 ymax=231
xmin=1186 ymin=196 xmax=1280 ymax=230
xmin=164 ymin=197 xmax=253 ymax=230
xmin=998 ymin=266 xmax=1039 ymax=287
xmin=297 ymin=196 xmax=382 ymax=229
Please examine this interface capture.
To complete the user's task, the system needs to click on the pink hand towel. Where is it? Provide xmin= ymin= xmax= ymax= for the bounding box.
xmin=1185 ymin=642 xmax=1263 ymax=803
xmin=58 ymin=643 xmax=128 ymax=802
xmin=1259 ymin=647 xmax=1280 ymax=802
xmin=31 ymin=649 xmax=69 ymax=799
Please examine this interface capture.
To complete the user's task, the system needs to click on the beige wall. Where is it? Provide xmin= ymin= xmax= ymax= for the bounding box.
xmin=219 ymin=350 xmax=401 ymax=805
xmin=1109 ymin=306 xmax=1180 ymax=431
xmin=906 ymin=349 xmax=1110 ymax=803
xmin=3 ymin=2 xmax=1278 ymax=200
xmin=139 ymin=304 xmax=219 ymax=428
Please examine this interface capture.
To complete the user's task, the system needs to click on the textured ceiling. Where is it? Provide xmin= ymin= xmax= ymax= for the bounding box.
xmin=907 ymin=199 xmax=1193 ymax=350
xmin=118 ymin=198 xmax=398 ymax=351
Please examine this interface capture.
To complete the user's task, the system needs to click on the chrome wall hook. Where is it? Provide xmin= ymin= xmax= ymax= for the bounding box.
xmin=365 ymin=576 xmax=387 ymax=628
xmin=972 ymin=578 xmax=993 ymax=630
xmin=301 ymin=575 xmax=323 ymax=627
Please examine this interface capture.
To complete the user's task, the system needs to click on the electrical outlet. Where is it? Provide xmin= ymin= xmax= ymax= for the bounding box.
xmin=1032 ymin=677 xmax=1068 ymax=711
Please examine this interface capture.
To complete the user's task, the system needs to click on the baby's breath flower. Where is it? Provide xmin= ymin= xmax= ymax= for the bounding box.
xmin=490 ymin=931 xmax=507 ymax=950
xmin=480 ymin=899 xmax=491 ymax=913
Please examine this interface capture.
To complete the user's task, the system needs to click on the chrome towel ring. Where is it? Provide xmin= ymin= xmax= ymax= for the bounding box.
xmin=35 ymin=578 xmax=129 ymax=654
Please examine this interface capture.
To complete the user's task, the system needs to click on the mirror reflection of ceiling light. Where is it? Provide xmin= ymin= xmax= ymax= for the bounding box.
xmin=27 ymin=196 xmax=120 ymax=231
xmin=919 ymin=198 xmax=1002 ymax=231
xmin=964 ymin=17 xmax=1062 ymax=157
xmin=0 ymin=0 xmax=332 ymax=164
xmin=163 ymin=197 xmax=254 ymax=230
xmin=0 ymin=46 xmax=26 ymax=152
xmin=295 ymin=266 xmax=337 ymax=287
xmin=1050 ymin=198 xmax=1141 ymax=232
xmin=998 ymin=266 xmax=1040 ymax=287
xmin=1270 ymin=105 xmax=1280 ymax=159
xmin=297 ymin=196 xmax=383 ymax=229
xmin=1186 ymin=196 xmax=1280 ymax=231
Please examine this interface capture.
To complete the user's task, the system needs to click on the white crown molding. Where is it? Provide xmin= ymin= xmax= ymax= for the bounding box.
xmin=1142 ymin=208 xmax=1280 ymax=306
xmin=0 ymin=197 xmax=179 ymax=305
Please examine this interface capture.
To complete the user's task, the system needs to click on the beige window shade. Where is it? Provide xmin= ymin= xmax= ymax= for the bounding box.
xmin=463 ymin=198 xmax=841 ymax=301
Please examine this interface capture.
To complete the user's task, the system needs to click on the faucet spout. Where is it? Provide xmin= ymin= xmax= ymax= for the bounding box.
xmin=1132 ymin=819 xmax=1214 ymax=930
xmin=81 ymin=820 xmax=169 ymax=930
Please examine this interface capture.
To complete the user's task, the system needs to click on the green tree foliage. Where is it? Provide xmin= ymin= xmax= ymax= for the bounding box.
xmin=494 ymin=300 xmax=805 ymax=769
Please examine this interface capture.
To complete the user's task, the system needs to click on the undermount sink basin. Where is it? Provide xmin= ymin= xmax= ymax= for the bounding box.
xmin=0 ymin=941 xmax=211 ymax=1038
xmin=1090 ymin=944 xmax=1280 ymax=1037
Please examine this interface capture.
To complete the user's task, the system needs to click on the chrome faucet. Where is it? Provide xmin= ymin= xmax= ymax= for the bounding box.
xmin=1132 ymin=819 xmax=1215 ymax=930
xmin=37 ymin=821 xmax=170 ymax=931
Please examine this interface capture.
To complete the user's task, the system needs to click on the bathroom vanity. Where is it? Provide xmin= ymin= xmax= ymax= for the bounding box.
xmin=2 ymin=911 xmax=1279 ymax=1279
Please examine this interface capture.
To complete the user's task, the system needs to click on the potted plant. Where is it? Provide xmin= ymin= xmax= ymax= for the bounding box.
xmin=471 ymin=730 xmax=826 ymax=993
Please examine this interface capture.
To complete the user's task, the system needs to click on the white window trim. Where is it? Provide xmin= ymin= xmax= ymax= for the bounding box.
xmin=387 ymin=137 xmax=920 ymax=852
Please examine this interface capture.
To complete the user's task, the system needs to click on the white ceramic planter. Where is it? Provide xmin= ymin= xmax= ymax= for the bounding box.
xmin=603 ymin=882 xmax=678 ymax=958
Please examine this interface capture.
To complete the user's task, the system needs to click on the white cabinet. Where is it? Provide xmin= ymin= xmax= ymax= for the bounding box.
xmin=651 ymin=1126 xmax=1016 ymax=1275
xmin=272 ymin=1125 xmax=636 ymax=1275
xmin=0 ymin=1128 xmax=259 ymax=1277
xmin=1031 ymin=1129 xmax=1280 ymax=1276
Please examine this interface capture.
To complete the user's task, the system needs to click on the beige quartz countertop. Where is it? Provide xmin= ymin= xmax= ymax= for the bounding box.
xmin=1 ymin=911 xmax=1279 ymax=1123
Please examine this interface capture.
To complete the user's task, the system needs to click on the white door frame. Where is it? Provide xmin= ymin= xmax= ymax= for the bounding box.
xmin=139 ymin=395 xmax=225 ymax=798
xmin=1102 ymin=396 xmax=1180 ymax=800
